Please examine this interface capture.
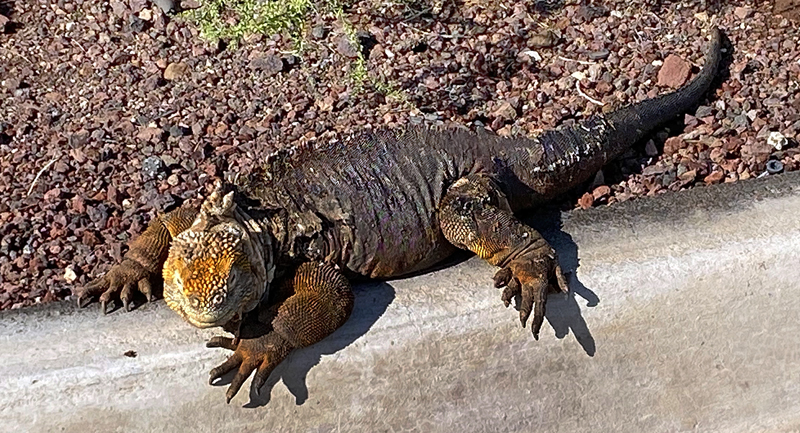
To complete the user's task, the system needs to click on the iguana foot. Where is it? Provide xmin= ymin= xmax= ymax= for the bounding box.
xmin=440 ymin=173 xmax=570 ymax=339
xmin=492 ymin=254 xmax=569 ymax=339
xmin=74 ymin=258 xmax=154 ymax=314
xmin=207 ymin=328 xmax=294 ymax=403
xmin=206 ymin=261 xmax=354 ymax=403
xmin=75 ymin=204 xmax=199 ymax=314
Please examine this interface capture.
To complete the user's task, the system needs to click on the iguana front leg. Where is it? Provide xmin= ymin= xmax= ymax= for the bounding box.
xmin=207 ymin=261 xmax=354 ymax=403
xmin=439 ymin=174 xmax=569 ymax=339
xmin=75 ymin=205 xmax=198 ymax=313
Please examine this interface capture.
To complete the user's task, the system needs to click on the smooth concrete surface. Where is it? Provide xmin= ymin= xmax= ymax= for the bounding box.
xmin=2 ymin=172 xmax=800 ymax=433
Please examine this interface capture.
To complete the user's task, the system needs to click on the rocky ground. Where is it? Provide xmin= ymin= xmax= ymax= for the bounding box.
xmin=0 ymin=0 xmax=798 ymax=310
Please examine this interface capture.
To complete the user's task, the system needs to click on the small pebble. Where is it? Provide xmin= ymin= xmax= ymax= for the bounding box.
xmin=142 ymin=156 xmax=167 ymax=179
xmin=151 ymin=0 xmax=175 ymax=13
xmin=768 ymin=131 xmax=788 ymax=150
xmin=587 ymin=49 xmax=610 ymax=60
xmin=64 ymin=267 xmax=78 ymax=283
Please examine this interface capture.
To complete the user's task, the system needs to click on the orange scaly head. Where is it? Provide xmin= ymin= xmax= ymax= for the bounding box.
xmin=163 ymin=183 xmax=271 ymax=328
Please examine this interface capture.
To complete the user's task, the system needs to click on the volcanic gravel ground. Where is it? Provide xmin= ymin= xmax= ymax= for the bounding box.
xmin=0 ymin=0 xmax=798 ymax=309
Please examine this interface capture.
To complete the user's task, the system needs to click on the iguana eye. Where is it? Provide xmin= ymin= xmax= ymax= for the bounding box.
xmin=212 ymin=293 xmax=226 ymax=306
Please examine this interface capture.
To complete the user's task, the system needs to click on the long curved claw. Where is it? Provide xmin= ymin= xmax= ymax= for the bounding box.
xmin=209 ymin=354 xmax=242 ymax=386
xmin=501 ymin=278 xmax=520 ymax=308
xmin=120 ymin=283 xmax=134 ymax=312
xmin=555 ymin=264 xmax=570 ymax=293
xmin=138 ymin=279 xmax=154 ymax=303
xmin=225 ymin=361 xmax=258 ymax=404
xmin=531 ymin=285 xmax=547 ymax=341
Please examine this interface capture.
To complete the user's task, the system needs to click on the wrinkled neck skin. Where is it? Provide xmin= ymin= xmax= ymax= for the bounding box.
xmin=231 ymin=206 xmax=274 ymax=315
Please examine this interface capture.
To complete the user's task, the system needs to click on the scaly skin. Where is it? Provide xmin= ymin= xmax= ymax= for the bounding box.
xmin=79 ymin=28 xmax=723 ymax=402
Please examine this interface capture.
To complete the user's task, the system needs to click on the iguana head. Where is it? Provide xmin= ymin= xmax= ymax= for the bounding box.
xmin=163 ymin=183 xmax=272 ymax=328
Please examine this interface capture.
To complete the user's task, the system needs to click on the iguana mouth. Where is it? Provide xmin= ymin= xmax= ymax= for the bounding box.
xmin=184 ymin=309 xmax=238 ymax=329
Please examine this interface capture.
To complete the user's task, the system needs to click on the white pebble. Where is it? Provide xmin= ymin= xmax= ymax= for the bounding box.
xmin=570 ymin=71 xmax=586 ymax=81
xmin=521 ymin=50 xmax=542 ymax=62
xmin=768 ymin=131 xmax=787 ymax=151
xmin=64 ymin=267 xmax=78 ymax=283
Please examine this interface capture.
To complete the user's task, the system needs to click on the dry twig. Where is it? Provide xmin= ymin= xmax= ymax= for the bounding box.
xmin=575 ymin=81 xmax=605 ymax=106
xmin=27 ymin=154 xmax=59 ymax=197
xmin=558 ymin=56 xmax=596 ymax=65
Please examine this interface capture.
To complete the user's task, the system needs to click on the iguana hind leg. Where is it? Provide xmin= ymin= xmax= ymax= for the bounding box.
xmin=207 ymin=261 xmax=354 ymax=403
xmin=439 ymin=174 xmax=569 ymax=339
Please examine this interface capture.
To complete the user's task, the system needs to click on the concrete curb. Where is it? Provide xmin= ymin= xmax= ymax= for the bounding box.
xmin=2 ymin=172 xmax=800 ymax=432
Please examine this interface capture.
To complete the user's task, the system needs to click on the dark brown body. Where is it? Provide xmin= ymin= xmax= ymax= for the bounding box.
xmin=243 ymin=27 xmax=722 ymax=280
xmin=244 ymin=125 xmax=606 ymax=279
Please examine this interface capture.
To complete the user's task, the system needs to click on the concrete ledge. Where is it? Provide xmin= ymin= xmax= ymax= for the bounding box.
xmin=2 ymin=172 xmax=800 ymax=433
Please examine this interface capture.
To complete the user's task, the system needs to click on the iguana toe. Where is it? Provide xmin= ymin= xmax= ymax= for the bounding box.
xmin=206 ymin=336 xmax=238 ymax=350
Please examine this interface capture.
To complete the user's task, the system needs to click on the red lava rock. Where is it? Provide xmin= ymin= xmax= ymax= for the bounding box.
xmin=43 ymin=188 xmax=62 ymax=202
xmin=704 ymin=170 xmax=725 ymax=184
xmin=592 ymin=185 xmax=611 ymax=200
xmin=136 ymin=127 xmax=164 ymax=142
xmin=678 ymin=169 xmax=698 ymax=182
xmin=82 ymin=230 xmax=100 ymax=247
xmin=44 ymin=92 xmax=63 ymax=103
xmin=709 ymin=148 xmax=727 ymax=163
xmin=249 ymin=54 xmax=284 ymax=75
xmin=336 ymin=36 xmax=359 ymax=58
xmin=109 ymin=0 xmax=128 ymax=17
xmin=663 ymin=136 xmax=686 ymax=155
xmin=528 ymin=30 xmax=557 ymax=48
xmin=163 ymin=62 xmax=190 ymax=81
xmin=595 ymin=81 xmax=613 ymax=94
xmin=492 ymin=101 xmax=517 ymax=121
xmin=578 ymin=192 xmax=594 ymax=209
xmin=658 ymin=55 xmax=692 ymax=88
xmin=775 ymin=0 xmax=800 ymax=21
xmin=741 ymin=142 xmax=773 ymax=165
xmin=71 ymin=196 xmax=86 ymax=213
xmin=733 ymin=6 xmax=753 ymax=20
xmin=107 ymin=185 xmax=120 ymax=205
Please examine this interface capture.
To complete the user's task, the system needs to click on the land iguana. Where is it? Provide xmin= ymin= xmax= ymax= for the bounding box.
xmin=76 ymin=28 xmax=723 ymax=403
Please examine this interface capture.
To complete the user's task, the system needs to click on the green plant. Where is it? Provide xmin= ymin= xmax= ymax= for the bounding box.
xmin=182 ymin=0 xmax=407 ymax=99
xmin=181 ymin=0 xmax=315 ymax=44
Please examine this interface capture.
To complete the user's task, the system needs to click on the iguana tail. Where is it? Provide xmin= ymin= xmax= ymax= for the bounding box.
xmin=603 ymin=27 xmax=723 ymax=147
xmin=523 ymin=27 xmax=723 ymax=198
